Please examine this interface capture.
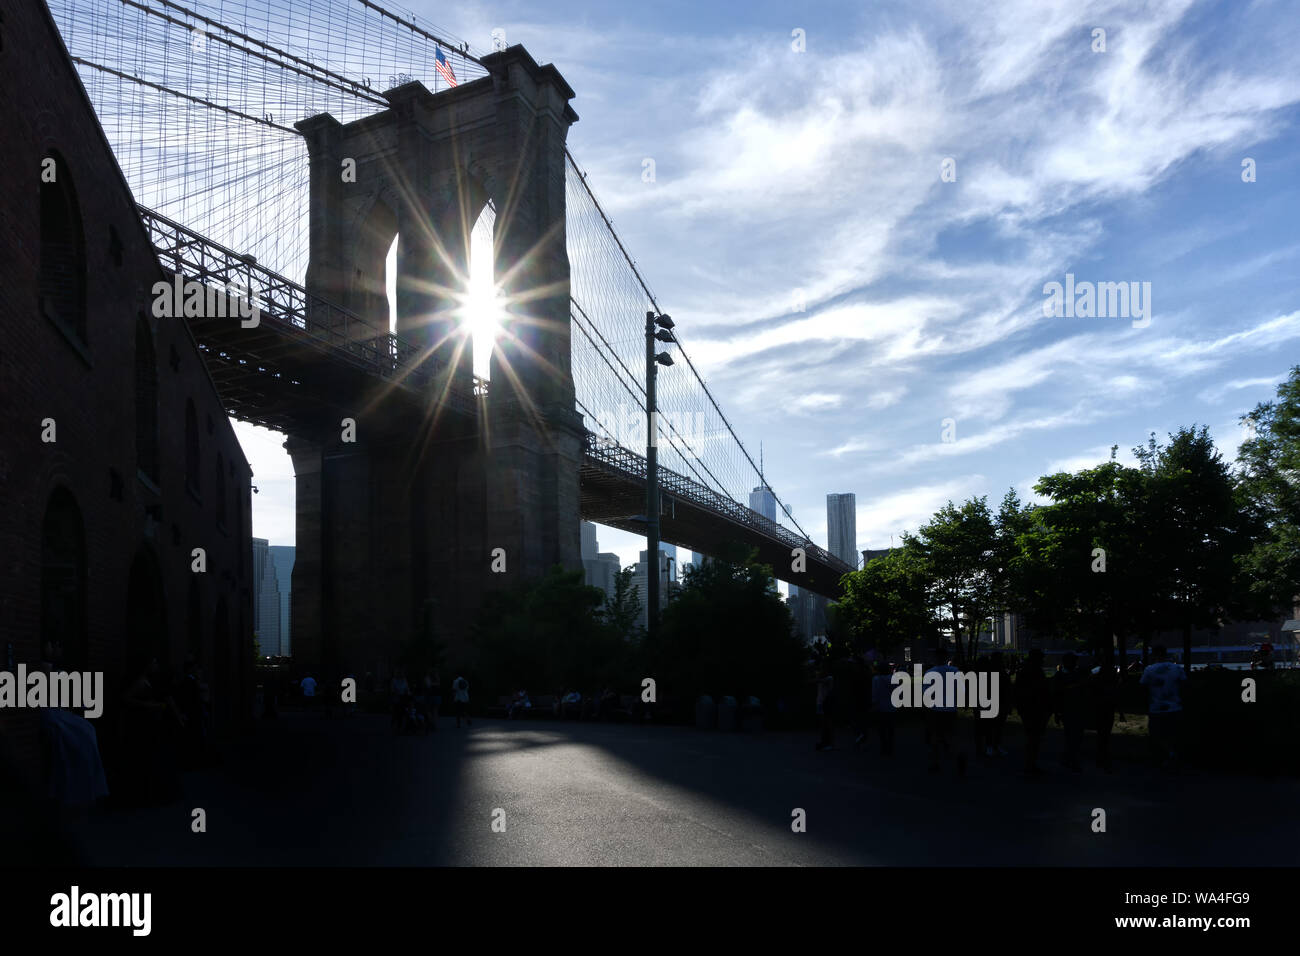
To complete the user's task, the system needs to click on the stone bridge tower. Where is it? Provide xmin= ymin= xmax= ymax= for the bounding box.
xmin=288 ymin=46 xmax=584 ymax=680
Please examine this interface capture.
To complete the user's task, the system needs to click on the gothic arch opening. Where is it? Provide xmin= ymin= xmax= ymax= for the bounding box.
xmin=39 ymin=150 xmax=87 ymax=344
xmin=465 ymin=202 xmax=500 ymax=381
xmin=353 ymin=198 xmax=397 ymax=340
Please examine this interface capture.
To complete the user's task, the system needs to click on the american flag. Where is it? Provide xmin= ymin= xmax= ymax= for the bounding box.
xmin=435 ymin=46 xmax=458 ymax=87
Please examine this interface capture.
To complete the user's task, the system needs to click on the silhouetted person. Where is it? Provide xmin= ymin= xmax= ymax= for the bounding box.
xmin=118 ymin=656 xmax=185 ymax=806
xmin=421 ymin=670 xmax=438 ymax=729
xmin=984 ymin=652 xmax=1011 ymax=757
xmin=177 ymin=656 xmax=217 ymax=767
xmin=925 ymin=655 xmax=962 ymax=774
xmin=597 ymin=687 xmax=619 ymax=720
xmin=508 ymin=689 xmax=532 ymax=720
xmin=300 ymin=673 xmax=317 ymax=707
xmin=814 ymin=664 xmax=835 ymax=751
xmin=1014 ymin=650 xmax=1051 ymax=776
xmin=1090 ymin=660 xmax=1123 ymax=773
xmin=870 ymin=661 xmax=897 ymax=755
xmin=1052 ymin=652 xmax=1088 ymax=772
xmin=560 ymin=689 xmax=582 ymax=719
xmin=1140 ymin=645 xmax=1185 ymax=770
xmin=452 ymin=675 xmax=471 ymax=727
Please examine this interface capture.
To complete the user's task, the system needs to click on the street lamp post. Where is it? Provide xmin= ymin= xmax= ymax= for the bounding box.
xmin=645 ymin=310 xmax=675 ymax=639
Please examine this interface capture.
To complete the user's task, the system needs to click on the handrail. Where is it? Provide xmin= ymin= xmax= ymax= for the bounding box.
xmin=582 ymin=431 xmax=851 ymax=574
xmin=140 ymin=205 xmax=477 ymax=414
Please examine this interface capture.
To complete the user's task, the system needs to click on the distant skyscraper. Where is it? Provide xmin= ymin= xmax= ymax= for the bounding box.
xmin=269 ymin=545 xmax=295 ymax=657
xmin=827 ymin=493 xmax=857 ymax=567
xmin=750 ymin=484 xmax=776 ymax=522
xmin=581 ymin=522 xmax=599 ymax=561
xmin=787 ymin=585 xmax=826 ymax=643
xmin=252 ymin=538 xmax=268 ymax=604
xmin=862 ymin=547 xmax=892 ymax=567
xmin=252 ymin=538 xmax=280 ymax=656
xmin=580 ymin=523 xmax=623 ymax=602
xmin=632 ymin=546 xmax=676 ymax=629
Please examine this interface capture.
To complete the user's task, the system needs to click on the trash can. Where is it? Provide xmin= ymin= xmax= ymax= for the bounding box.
xmin=694 ymin=695 xmax=716 ymax=730
xmin=717 ymin=695 xmax=737 ymax=731
xmin=741 ymin=696 xmax=763 ymax=732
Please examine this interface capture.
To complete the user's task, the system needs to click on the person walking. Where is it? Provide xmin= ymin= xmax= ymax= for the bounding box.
xmin=452 ymin=675 xmax=471 ymax=728
xmin=1014 ymin=649 xmax=1051 ymax=776
xmin=1052 ymin=652 xmax=1088 ymax=772
xmin=869 ymin=661 xmax=897 ymax=756
xmin=985 ymin=652 xmax=1011 ymax=757
xmin=814 ymin=664 xmax=835 ymax=751
xmin=1139 ymin=645 xmax=1185 ymax=770
xmin=924 ymin=653 xmax=962 ymax=774
xmin=1090 ymin=659 xmax=1122 ymax=773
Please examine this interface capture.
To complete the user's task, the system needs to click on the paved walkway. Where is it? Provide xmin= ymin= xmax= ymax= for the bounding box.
xmin=55 ymin=711 xmax=1300 ymax=866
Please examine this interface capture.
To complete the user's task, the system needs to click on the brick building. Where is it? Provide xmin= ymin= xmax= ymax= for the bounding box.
xmin=0 ymin=2 xmax=253 ymax=793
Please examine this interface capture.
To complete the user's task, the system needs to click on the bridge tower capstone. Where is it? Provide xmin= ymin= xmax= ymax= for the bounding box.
xmin=288 ymin=46 xmax=584 ymax=678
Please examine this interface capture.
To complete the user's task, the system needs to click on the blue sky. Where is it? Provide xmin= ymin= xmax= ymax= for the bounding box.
xmin=238 ymin=0 xmax=1300 ymax=574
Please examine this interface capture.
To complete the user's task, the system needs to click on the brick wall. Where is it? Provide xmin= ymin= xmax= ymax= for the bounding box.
xmin=0 ymin=1 xmax=254 ymax=792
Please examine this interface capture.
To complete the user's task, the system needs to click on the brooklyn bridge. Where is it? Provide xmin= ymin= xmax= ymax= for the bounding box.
xmin=44 ymin=0 xmax=852 ymax=678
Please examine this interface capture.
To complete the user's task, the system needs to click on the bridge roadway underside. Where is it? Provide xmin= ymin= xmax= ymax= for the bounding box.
xmin=181 ymin=279 xmax=478 ymax=438
xmin=578 ymin=462 xmax=846 ymax=597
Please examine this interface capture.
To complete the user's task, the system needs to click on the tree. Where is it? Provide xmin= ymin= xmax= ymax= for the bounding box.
xmin=645 ymin=542 xmax=803 ymax=718
xmin=1136 ymin=426 xmax=1250 ymax=673
xmin=914 ymin=497 xmax=1002 ymax=664
xmin=1236 ymin=366 xmax=1300 ymax=619
xmin=1012 ymin=453 xmax=1154 ymax=666
xmin=474 ymin=566 xmax=633 ymax=697
xmin=836 ymin=538 xmax=936 ymax=655
xmin=599 ymin=566 xmax=642 ymax=642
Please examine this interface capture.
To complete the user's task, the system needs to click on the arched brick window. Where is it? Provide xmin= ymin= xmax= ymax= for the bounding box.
xmin=39 ymin=151 xmax=87 ymax=344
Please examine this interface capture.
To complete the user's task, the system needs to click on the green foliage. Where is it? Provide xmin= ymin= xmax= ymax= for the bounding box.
xmin=836 ymin=539 xmax=935 ymax=655
xmin=644 ymin=542 xmax=804 ymax=719
xmin=1014 ymin=453 xmax=1155 ymax=653
xmin=473 ymin=565 xmax=637 ymax=699
xmin=1235 ymin=366 xmax=1300 ymax=618
xmin=600 ymin=566 xmax=643 ymax=641
xmin=911 ymin=496 xmax=1012 ymax=663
